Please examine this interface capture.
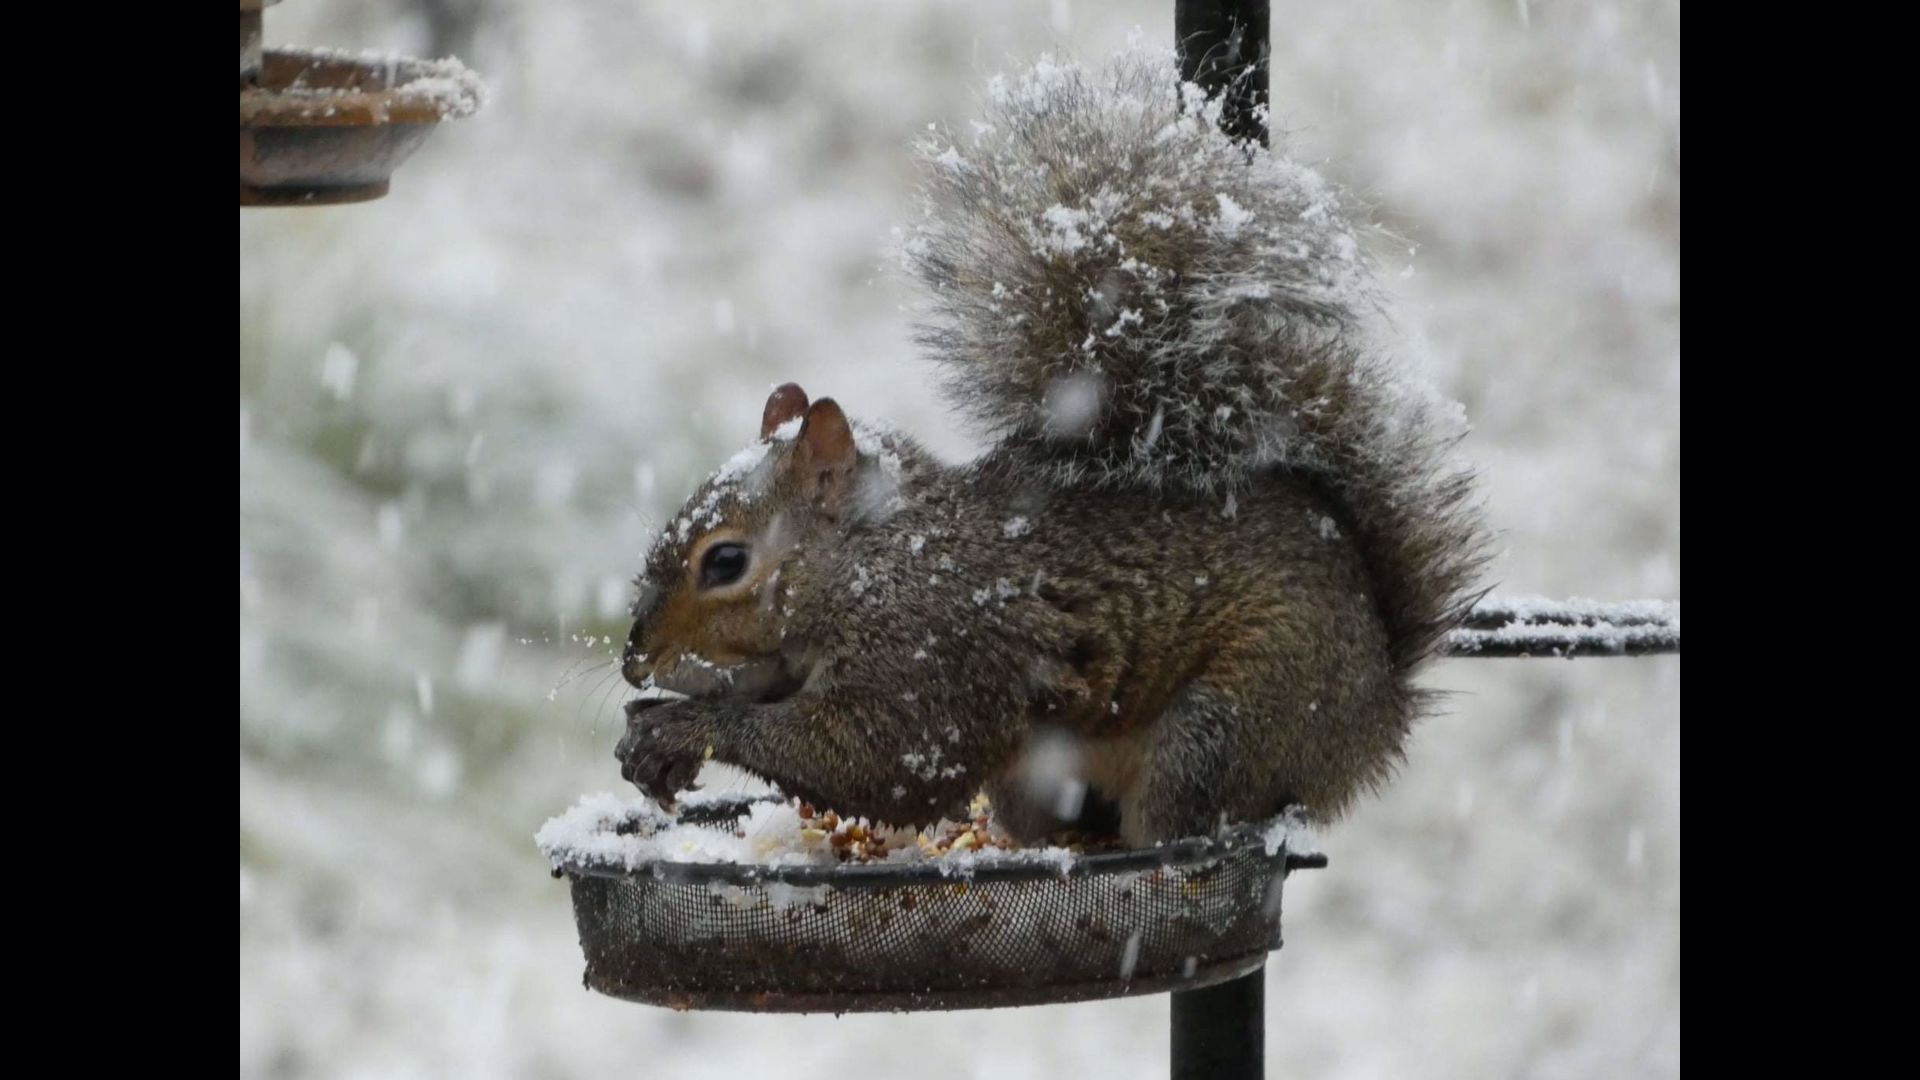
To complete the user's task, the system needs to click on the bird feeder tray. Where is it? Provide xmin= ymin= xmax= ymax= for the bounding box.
xmin=547 ymin=797 xmax=1325 ymax=1014
xmin=240 ymin=1 xmax=484 ymax=206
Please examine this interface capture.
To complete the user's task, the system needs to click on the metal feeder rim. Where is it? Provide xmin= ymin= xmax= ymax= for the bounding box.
xmin=552 ymin=800 xmax=1326 ymax=888
xmin=596 ymin=952 xmax=1275 ymax=1014
xmin=241 ymin=46 xmax=485 ymax=128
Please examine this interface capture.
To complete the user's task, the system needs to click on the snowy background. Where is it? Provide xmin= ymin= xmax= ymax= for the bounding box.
xmin=239 ymin=1 xmax=1679 ymax=1077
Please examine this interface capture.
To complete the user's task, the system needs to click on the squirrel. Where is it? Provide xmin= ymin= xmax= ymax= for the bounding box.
xmin=615 ymin=50 xmax=1490 ymax=846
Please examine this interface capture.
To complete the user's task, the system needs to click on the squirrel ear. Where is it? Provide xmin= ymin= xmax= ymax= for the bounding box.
xmin=761 ymin=383 xmax=809 ymax=439
xmin=791 ymin=398 xmax=858 ymax=505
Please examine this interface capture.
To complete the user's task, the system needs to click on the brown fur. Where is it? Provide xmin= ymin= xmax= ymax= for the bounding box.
xmin=618 ymin=394 xmax=1445 ymax=845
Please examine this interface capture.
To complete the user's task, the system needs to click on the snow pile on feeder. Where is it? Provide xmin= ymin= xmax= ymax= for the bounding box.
xmin=537 ymin=791 xmax=1100 ymax=877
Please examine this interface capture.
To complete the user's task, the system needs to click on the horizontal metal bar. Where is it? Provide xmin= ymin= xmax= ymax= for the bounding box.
xmin=1445 ymin=597 xmax=1679 ymax=658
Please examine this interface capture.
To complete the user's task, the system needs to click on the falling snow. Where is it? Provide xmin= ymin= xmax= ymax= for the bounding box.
xmin=241 ymin=4 xmax=1679 ymax=1077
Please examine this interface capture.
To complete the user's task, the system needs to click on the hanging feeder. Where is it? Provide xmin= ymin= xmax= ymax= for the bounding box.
xmin=240 ymin=0 xmax=485 ymax=206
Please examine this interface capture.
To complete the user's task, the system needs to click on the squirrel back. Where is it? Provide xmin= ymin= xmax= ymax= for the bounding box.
xmin=902 ymin=50 xmax=1489 ymax=676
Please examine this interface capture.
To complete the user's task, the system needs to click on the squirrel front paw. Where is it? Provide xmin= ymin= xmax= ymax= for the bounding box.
xmin=616 ymin=699 xmax=709 ymax=808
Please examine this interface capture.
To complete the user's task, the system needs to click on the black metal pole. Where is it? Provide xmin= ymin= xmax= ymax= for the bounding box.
xmin=1169 ymin=5 xmax=1272 ymax=1076
xmin=1171 ymin=967 xmax=1265 ymax=1080
xmin=1175 ymin=0 xmax=1271 ymax=146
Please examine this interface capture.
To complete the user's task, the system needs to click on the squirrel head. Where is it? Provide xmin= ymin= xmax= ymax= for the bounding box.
xmin=622 ymin=383 xmax=884 ymax=704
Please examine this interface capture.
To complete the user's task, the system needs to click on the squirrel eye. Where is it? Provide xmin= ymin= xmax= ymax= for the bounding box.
xmin=700 ymin=543 xmax=750 ymax=589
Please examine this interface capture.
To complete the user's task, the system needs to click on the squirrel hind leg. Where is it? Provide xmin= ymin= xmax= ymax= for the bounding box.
xmin=1125 ymin=666 xmax=1403 ymax=845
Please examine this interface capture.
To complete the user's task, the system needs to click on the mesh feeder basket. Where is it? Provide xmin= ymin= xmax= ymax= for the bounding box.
xmin=544 ymin=796 xmax=1326 ymax=1013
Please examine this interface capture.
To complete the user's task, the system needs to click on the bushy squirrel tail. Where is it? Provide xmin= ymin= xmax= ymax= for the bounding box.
xmin=902 ymin=47 xmax=1491 ymax=672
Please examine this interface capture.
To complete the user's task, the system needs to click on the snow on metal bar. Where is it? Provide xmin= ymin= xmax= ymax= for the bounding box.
xmin=1445 ymin=596 xmax=1680 ymax=658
